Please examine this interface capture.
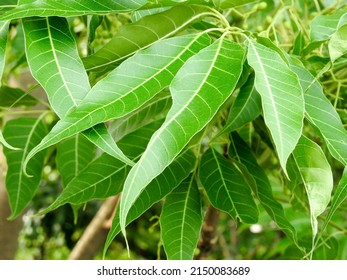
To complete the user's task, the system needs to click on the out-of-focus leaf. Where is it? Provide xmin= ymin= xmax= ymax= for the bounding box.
xmin=213 ymin=0 xmax=258 ymax=9
xmin=329 ymin=24 xmax=347 ymax=62
xmin=199 ymin=148 xmax=258 ymax=223
xmin=83 ymin=5 xmax=213 ymax=73
xmin=247 ymin=39 xmax=304 ymax=175
xmin=0 ymin=86 xmax=38 ymax=108
xmin=119 ymin=38 xmax=245 ymax=239
xmin=3 ymin=118 xmax=47 ymax=219
xmin=160 ymin=175 xmax=202 ymax=260
xmin=292 ymin=136 xmax=333 ymax=240
xmin=0 ymin=21 xmax=9 ymax=86
xmin=0 ymin=129 xmax=19 ymax=150
xmin=23 ymin=33 xmax=210 ymax=170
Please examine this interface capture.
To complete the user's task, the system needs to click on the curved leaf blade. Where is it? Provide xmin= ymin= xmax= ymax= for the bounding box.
xmin=104 ymin=149 xmax=195 ymax=256
xmin=160 ymin=175 xmax=202 ymax=260
xmin=0 ymin=0 xmax=147 ymax=21
xmin=247 ymin=40 xmax=304 ymax=175
xmin=24 ymin=33 xmax=210 ymax=169
xmin=0 ymin=86 xmax=38 ymax=108
xmin=83 ymin=5 xmax=213 ymax=72
xmin=289 ymin=57 xmax=347 ymax=165
xmin=329 ymin=24 xmax=347 ymax=63
xmin=292 ymin=136 xmax=333 ymax=240
xmin=119 ymin=38 xmax=245 ymax=237
xmin=0 ymin=20 xmax=9 ymax=87
xmin=3 ymin=118 xmax=47 ymax=219
xmin=0 ymin=128 xmax=19 ymax=150
xmin=199 ymin=148 xmax=258 ymax=223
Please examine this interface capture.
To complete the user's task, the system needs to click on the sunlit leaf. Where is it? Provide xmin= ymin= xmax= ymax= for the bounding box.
xmin=119 ymin=38 xmax=245 ymax=238
xmin=212 ymin=0 xmax=258 ymax=9
xmin=247 ymin=39 xmax=304 ymax=175
xmin=289 ymin=56 xmax=347 ymax=165
xmin=329 ymin=24 xmax=347 ymax=62
xmin=0 ymin=86 xmax=38 ymax=108
xmin=160 ymin=175 xmax=202 ymax=260
xmin=3 ymin=118 xmax=47 ymax=219
xmin=83 ymin=5 xmax=213 ymax=72
xmin=199 ymin=148 xmax=258 ymax=223
xmin=0 ymin=128 xmax=19 ymax=150
xmin=0 ymin=21 xmax=9 ymax=86
xmin=292 ymin=136 xmax=333 ymax=240
xmin=104 ymin=149 xmax=195 ymax=256
xmin=0 ymin=0 xmax=147 ymax=21
xmin=24 ymin=33 xmax=210 ymax=170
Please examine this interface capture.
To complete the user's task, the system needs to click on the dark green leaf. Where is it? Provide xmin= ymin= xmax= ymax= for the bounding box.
xmin=160 ymin=175 xmax=202 ymax=260
xmin=3 ymin=118 xmax=47 ymax=219
xmin=0 ymin=86 xmax=38 ymax=108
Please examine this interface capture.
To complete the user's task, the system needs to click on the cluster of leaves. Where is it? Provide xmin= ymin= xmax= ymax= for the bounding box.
xmin=0 ymin=0 xmax=346 ymax=259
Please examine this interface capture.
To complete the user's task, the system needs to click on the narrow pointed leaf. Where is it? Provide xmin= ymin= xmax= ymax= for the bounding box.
xmin=0 ymin=129 xmax=19 ymax=150
xmin=119 ymin=38 xmax=245 ymax=237
xmin=199 ymin=148 xmax=258 ymax=223
xmin=219 ymin=73 xmax=261 ymax=134
xmin=329 ymin=24 xmax=347 ymax=62
xmin=310 ymin=11 xmax=347 ymax=42
xmin=24 ymin=33 xmax=210 ymax=169
xmin=40 ymin=120 xmax=164 ymax=214
xmin=104 ymin=149 xmax=195 ymax=256
xmin=289 ymin=57 xmax=347 ymax=165
xmin=161 ymin=176 xmax=202 ymax=260
xmin=22 ymin=16 xmax=132 ymax=165
xmin=247 ymin=40 xmax=304 ymax=174
xmin=56 ymin=134 xmax=96 ymax=186
xmin=3 ymin=118 xmax=47 ymax=219
xmin=83 ymin=5 xmax=213 ymax=72
xmin=321 ymin=167 xmax=347 ymax=233
xmin=0 ymin=21 xmax=9 ymax=86
xmin=229 ymin=133 xmax=298 ymax=244
xmin=0 ymin=0 xmax=147 ymax=21
xmin=292 ymin=136 xmax=333 ymax=239
xmin=0 ymin=86 xmax=38 ymax=108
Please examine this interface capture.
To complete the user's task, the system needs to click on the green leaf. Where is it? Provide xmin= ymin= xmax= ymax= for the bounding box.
xmin=3 ymin=118 xmax=47 ymax=219
xmin=40 ymin=119 xmax=164 ymax=214
xmin=229 ymin=133 xmax=299 ymax=245
xmin=131 ymin=7 xmax=169 ymax=22
xmin=321 ymin=167 xmax=347 ymax=234
xmin=247 ymin=39 xmax=304 ymax=175
xmin=0 ymin=21 xmax=9 ymax=86
xmin=219 ymin=73 xmax=261 ymax=134
xmin=83 ymin=5 xmax=212 ymax=72
xmin=0 ymin=128 xmax=19 ymax=150
xmin=288 ymin=57 xmax=347 ymax=165
xmin=0 ymin=0 xmax=147 ymax=21
xmin=24 ymin=33 xmax=210 ymax=170
xmin=22 ymin=16 xmax=133 ymax=165
xmin=292 ymin=136 xmax=333 ymax=240
xmin=0 ymin=86 xmax=38 ymax=108
xmin=310 ymin=11 xmax=347 ymax=42
xmin=56 ymin=134 xmax=96 ymax=186
xmin=160 ymin=175 xmax=202 ymax=260
xmin=119 ymin=38 xmax=245 ymax=238
xmin=212 ymin=0 xmax=258 ymax=9
xmin=199 ymin=148 xmax=258 ymax=223
xmin=104 ymin=149 xmax=195 ymax=256
xmin=329 ymin=24 xmax=347 ymax=63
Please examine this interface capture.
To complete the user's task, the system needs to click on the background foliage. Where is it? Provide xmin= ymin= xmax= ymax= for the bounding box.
xmin=0 ymin=0 xmax=346 ymax=260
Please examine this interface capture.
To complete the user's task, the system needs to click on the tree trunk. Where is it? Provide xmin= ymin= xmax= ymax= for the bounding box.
xmin=0 ymin=146 xmax=23 ymax=259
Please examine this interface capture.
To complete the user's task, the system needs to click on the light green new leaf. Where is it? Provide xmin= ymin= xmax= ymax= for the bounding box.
xmin=329 ymin=24 xmax=347 ymax=62
xmin=0 ymin=0 xmax=147 ymax=21
xmin=24 ymin=33 xmax=210 ymax=170
xmin=119 ymin=38 xmax=245 ymax=238
xmin=23 ymin=16 xmax=133 ymax=165
xmin=289 ymin=57 xmax=347 ymax=165
xmin=56 ymin=134 xmax=96 ymax=186
xmin=292 ymin=136 xmax=333 ymax=240
xmin=83 ymin=5 xmax=213 ymax=72
xmin=3 ymin=118 xmax=47 ymax=219
xmin=104 ymin=149 xmax=195 ymax=256
xmin=161 ymin=175 xmax=202 ymax=260
xmin=321 ymin=167 xmax=347 ymax=233
xmin=0 ymin=21 xmax=9 ymax=87
xmin=0 ymin=86 xmax=38 ymax=108
xmin=219 ymin=73 xmax=261 ymax=134
xmin=247 ymin=40 xmax=304 ymax=175
xmin=212 ymin=0 xmax=257 ymax=9
xmin=310 ymin=11 xmax=347 ymax=42
xmin=199 ymin=148 xmax=258 ymax=223
xmin=229 ymin=133 xmax=299 ymax=244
